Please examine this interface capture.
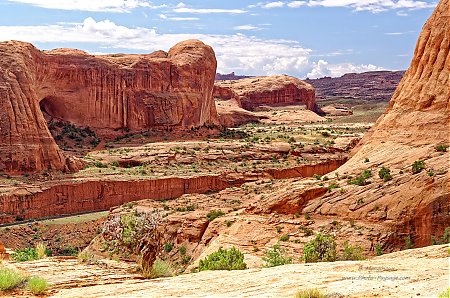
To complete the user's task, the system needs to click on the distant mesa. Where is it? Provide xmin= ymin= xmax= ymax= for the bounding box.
xmin=214 ymin=75 xmax=324 ymax=115
xmin=306 ymin=70 xmax=405 ymax=101
xmin=0 ymin=39 xmax=218 ymax=174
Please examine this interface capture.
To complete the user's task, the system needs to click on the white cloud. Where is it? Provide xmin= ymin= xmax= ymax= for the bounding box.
xmin=384 ymin=30 xmax=415 ymax=35
xmin=251 ymin=0 xmax=436 ymax=12
xmin=287 ymin=1 xmax=307 ymax=8
xmin=307 ymin=59 xmax=385 ymax=78
xmin=159 ymin=14 xmax=199 ymax=21
xmin=263 ymin=1 xmax=285 ymax=8
xmin=6 ymin=0 xmax=166 ymax=12
xmin=233 ymin=25 xmax=261 ymax=31
xmin=173 ymin=7 xmax=246 ymax=14
xmin=0 ymin=18 xmax=385 ymax=78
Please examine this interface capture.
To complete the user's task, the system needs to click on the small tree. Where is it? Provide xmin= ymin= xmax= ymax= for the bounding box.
xmin=303 ymin=233 xmax=336 ymax=263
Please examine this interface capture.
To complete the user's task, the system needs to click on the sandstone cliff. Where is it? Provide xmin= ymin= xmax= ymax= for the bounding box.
xmin=0 ymin=40 xmax=218 ymax=173
xmin=214 ymin=75 xmax=322 ymax=114
xmin=274 ymin=0 xmax=449 ymax=247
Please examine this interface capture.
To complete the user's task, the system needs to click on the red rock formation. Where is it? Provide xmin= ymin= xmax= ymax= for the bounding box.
xmin=0 ymin=40 xmax=218 ymax=173
xmin=215 ymin=75 xmax=323 ymax=114
xmin=303 ymin=0 xmax=449 ymax=247
xmin=0 ymin=159 xmax=345 ymax=224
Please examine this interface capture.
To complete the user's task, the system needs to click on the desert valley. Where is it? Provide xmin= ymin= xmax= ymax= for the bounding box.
xmin=0 ymin=0 xmax=448 ymax=297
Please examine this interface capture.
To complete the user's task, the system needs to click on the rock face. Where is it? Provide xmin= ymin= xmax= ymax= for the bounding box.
xmin=0 ymin=40 xmax=218 ymax=173
xmin=306 ymin=70 xmax=405 ymax=101
xmin=214 ymin=75 xmax=322 ymax=113
xmin=304 ymin=0 xmax=449 ymax=247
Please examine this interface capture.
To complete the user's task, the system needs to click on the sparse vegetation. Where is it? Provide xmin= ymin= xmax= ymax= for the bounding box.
xmin=0 ymin=267 xmax=25 ymax=291
xmin=342 ymin=241 xmax=365 ymax=260
xmin=11 ymin=248 xmax=38 ymax=262
xmin=378 ymin=167 xmax=392 ymax=182
xmin=435 ymin=145 xmax=449 ymax=152
xmin=411 ymin=160 xmax=425 ymax=174
xmin=142 ymin=258 xmax=172 ymax=279
xmin=35 ymin=242 xmax=48 ymax=259
xmin=27 ymin=276 xmax=49 ymax=295
xmin=295 ymin=288 xmax=327 ymax=298
xmin=206 ymin=210 xmax=225 ymax=221
xmin=279 ymin=234 xmax=290 ymax=242
xmin=179 ymin=246 xmax=187 ymax=256
xmin=263 ymin=244 xmax=292 ymax=267
xmin=375 ymin=243 xmax=383 ymax=256
xmin=438 ymin=288 xmax=450 ymax=298
xmin=163 ymin=243 xmax=173 ymax=253
xmin=198 ymin=247 xmax=247 ymax=271
xmin=303 ymin=233 xmax=336 ymax=263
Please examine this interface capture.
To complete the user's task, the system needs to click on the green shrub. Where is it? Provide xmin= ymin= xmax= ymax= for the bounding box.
xmin=438 ymin=288 xmax=450 ymax=298
xmin=405 ymin=235 xmax=414 ymax=249
xmin=179 ymin=246 xmax=187 ymax=256
xmin=435 ymin=145 xmax=449 ymax=152
xmin=11 ymin=248 xmax=38 ymax=262
xmin=378 ymin=167 xmax=392 ymax=182
xmin=348 ymin=175 xmax=368 ymax=186
xmin=163 ymin=243 xmax=173 ymax=253
xmin=411 ymin=160 xmax=425 ymax=174
xmin=206 ymin=210 xmax=225 ymax=221
xmin=362 ymin=170 xmax=372 ymax=179
xmin=295 ymin=288 xmax=327 ymax=298
xmin=198 ymin=247 xmax=247 ymax=271
xmin=143 ymin=258 xmax=172 ymax=279
xmin=279 ymin=234 xmax=290 ymax=242
xmin=27 ymin=276 xmax=49 ymax=295
xmin=375 ymin=243 xmax=383 ymax=256
xmin=262 ymin=244 xmax=292 ymax=267
xmin=303 ymin=233 xmax=336 ymax=263
xmin=342 ymin=241 xmax=365 ymax=261
xmin=77 ymin=251 xmax=95 ymax=263
xmin=0 ymin=267 xmax=25 ymax=291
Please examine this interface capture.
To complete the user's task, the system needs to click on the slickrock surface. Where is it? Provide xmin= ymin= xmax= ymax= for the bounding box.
xmin=4 ymin=244 xmax=448 ymax=298
xmin=214 ymin=75 xmax=321 ymax=113
xmin=306 ymin=71 xmax=405 ymax=101
xmin=0 ymin=39 xmax=218 ymax=173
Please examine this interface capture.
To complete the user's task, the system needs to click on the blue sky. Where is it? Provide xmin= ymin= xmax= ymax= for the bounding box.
xmin=0 ymin=0 xmax=437 ymax=78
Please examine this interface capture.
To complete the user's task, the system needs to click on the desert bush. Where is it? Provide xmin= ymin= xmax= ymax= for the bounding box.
xmin=142 ymin=258 xmax=172 ymax=279
xmin=11 ymin=248 xmax=38 ymax=262
xmin=378 ymin=167 xmax=392 ymax=182
xmin=35 ymin=243 xmax=48 ymax=259
xmin=362 ymin=169 xmax=372 ymax=179
xmin=411 ymin=160 xmax=425 ymax=174
xmin=179 ymin=245 xmax=187 ymax=256
xmin=295 ymin=288 xmax=327 ymax=298
xmin=0 ymin=267 xmax=25 ymax=291
xmin=347 ymin=175 xmax=368 ymax=186
xmin=77 ymin=251 xmax=95 ymax=263
xmin=27 ymin=276 xmax=49 ymax=295
xmin=206 ymin=210 xmax=225 ymax=221
xmin=435 ymin=145 xmax=449 ymax=152
xmin=342 ymin=241 xmax=365 ymax=261
xmin=375 ymin=243 xmax=383 ymax=256
xmin=163 ymin=243 xmax=173 ymax=253
xmin=438 ymin=288 xmax=450 ymax=298
xmin=303 ymin=233 xmax=336 ymax=263
xmin=198 ymin=247 xmax=247 ymax=271
xmin=262 ymin=244 xmax=292 ymax=267
xmin=279 ymin=234 xmax=290 ymax=242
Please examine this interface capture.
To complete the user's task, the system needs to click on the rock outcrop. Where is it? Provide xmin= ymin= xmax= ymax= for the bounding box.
xmin=306 ymin=70 xmax=405 ymax=101
xmin=0 ymin=40 xmax=218 ymax=173
xmin=214 ymin=75 xmax=323 ymax=114
xmin=299 ymin=0 xmax=449 ymax=247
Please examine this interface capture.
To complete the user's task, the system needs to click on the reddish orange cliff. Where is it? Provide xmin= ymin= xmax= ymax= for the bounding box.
xmin=0 ymin=40 xmax=218 ymax=173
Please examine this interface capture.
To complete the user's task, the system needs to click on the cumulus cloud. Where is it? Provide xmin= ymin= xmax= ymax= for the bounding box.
xmin=6 ymin=0 xmax=165 ymax=12
xmin=0 ymin=18 xmax=385 ymax=78
xmin=307 ymin=60 xmax=384 ymax=78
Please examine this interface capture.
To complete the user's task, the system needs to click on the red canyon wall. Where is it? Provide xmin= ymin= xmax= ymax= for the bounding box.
xmin=0 ymin=40 xmax=218 ymax=173
xmin=0 ymin=159 xmax=345 ymax=224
